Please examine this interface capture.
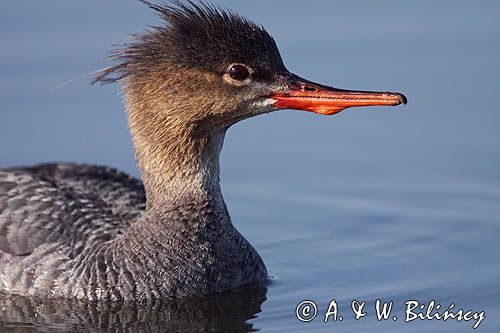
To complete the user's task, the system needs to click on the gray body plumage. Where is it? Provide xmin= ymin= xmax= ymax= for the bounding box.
xmin=0 ymin=164 xmax=267 ymax=301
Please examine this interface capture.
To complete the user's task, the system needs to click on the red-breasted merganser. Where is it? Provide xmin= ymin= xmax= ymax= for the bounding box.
xmin=0 ymin=0 xmax=406 ymax=301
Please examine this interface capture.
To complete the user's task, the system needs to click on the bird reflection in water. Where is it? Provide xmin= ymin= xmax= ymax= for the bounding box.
xmin=0 ymin=286 xmax=267 ymax=332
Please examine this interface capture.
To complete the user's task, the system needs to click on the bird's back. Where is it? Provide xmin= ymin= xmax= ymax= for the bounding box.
xmin=0 ymin=163 xmax=146 ymax=293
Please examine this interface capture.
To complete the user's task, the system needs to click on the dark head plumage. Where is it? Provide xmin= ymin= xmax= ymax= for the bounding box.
xmin=94 ymin=0 xmax=406 ymax=129
xmin=94 ymin=0 xmax=286 ymax=84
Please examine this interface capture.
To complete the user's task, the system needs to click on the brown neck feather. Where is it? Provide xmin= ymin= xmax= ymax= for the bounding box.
xmin=124 ymin=77 xmax=226 ymax=209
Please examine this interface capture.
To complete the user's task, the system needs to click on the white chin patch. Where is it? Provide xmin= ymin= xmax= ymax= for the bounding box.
xmin=251 ymin=98 xmax=277 ymax=112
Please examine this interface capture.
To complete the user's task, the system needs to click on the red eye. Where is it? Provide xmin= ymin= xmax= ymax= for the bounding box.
xmin=229 ymin=64 xmax=250 ymax=81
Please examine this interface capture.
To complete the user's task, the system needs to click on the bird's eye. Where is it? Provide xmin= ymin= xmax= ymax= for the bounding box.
xmin=229 ymin=64 xmax=250 ymax=81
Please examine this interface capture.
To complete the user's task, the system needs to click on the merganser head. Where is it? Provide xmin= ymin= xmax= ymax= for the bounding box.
xmin=94 ymin=0 xmax=406 ymax=130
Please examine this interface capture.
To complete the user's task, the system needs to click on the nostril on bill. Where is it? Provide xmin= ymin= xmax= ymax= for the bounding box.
xmin=303 ymin=85 xmax=318 ymax=92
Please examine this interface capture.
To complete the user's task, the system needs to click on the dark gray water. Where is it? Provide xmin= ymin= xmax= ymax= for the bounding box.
xmin=1 ymin=0 xmax=499 ymax=332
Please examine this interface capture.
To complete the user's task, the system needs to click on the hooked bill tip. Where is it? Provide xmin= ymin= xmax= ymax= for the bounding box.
xmin=396 ymin=93 xmax=408 ymax=105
